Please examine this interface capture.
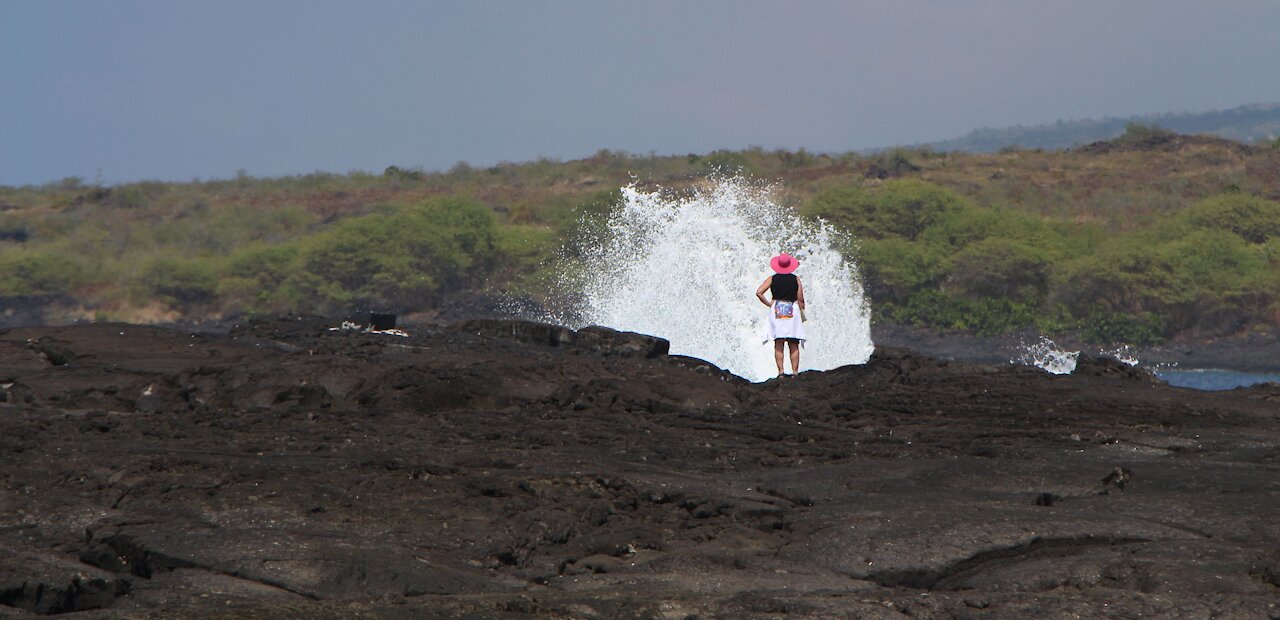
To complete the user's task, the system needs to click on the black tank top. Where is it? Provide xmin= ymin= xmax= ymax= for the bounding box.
xmin=770 ymin=273 xmax=798 ymax=302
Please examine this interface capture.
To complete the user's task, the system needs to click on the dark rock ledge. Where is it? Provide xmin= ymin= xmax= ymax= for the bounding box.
xmin=0 ymin=318 xmax=1277 ymax=617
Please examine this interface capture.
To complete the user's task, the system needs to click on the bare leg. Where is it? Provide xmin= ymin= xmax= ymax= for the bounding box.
xmin=773 ymin=339 xmax=785 ymax=376
xmin=788 ymin=339 xmax=800 ymax=374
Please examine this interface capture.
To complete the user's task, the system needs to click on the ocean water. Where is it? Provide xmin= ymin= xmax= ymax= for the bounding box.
xmin=1015 ymin=339 xmax=1278 ymax=391
xmin=561 ymin=175 xmax=874 ymax=382
xmin=1155 ymin=369 xmax=1280 ymax=391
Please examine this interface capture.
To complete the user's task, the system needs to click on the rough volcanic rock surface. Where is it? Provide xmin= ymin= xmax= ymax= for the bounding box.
xmin=1 ymin=319 xmax=1278 ymax=618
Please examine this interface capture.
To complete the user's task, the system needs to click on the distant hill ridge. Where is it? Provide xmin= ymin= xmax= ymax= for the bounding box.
xmin=918 ymin=102 xmax=1280 ymax=153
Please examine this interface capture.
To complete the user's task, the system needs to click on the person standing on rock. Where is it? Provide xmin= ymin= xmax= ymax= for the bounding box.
xmin=756 ymin=252 xmax=806 ymax=377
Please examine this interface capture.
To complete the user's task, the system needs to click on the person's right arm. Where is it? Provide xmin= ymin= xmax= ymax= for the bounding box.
xmin=755 ymin=277 xmax=773 ymax=307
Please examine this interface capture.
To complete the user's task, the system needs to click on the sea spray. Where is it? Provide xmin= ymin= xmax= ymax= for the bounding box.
xmin=1013 ymin=336 xmax=1079 ymax=375
xmin=1100 ymin=344 xmax=1140 ymax=367
xmin=1014 ymin=339 xmax=1143 ymax=375
xmin=560 ymin=175 xmax=874 ymax=382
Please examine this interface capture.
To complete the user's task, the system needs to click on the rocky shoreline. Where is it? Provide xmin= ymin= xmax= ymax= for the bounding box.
xmin=4 ymin=292 xmax=1278 ymax=374
xmin=872 ymin=322 xmax=1280 ymax=374
xmin=2 ymin=317 xmax=1278 ymax=617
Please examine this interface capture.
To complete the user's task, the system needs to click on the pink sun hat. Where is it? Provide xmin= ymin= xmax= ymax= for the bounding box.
xmin=770 ymin=252 xmax=799 ymax=274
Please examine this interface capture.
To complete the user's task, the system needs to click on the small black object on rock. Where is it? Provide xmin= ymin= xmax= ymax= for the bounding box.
xmin=370 ymin=313 xmax=397 ymax=331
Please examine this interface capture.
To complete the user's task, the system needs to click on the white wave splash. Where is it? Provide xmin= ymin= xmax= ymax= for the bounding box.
xmin=1013 ymin=336 xmax=1079 ymax=375
xmin=1100 ymin=344 xmax=1140 ymax=367
xmin=562 ymin=175 xmax=874 ymax=382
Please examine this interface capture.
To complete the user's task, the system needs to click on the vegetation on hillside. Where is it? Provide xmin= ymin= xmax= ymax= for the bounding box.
xmin=2 ymin=127 xmax=1278 ymax=343
xmin=805 ymin=176 xmax=1279 ymax=341
xmin=926 ymin=102 xmax=1280 ymax=153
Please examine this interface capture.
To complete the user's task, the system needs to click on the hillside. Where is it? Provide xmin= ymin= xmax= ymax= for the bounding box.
xmin=2 ymin=127 xmax=1279 ymax=346
xmin=921 ymin=102 xmax=1280 ymax=153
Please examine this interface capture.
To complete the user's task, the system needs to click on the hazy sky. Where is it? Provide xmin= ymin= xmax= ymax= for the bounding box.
xmin=4 ymin=1 xmax=1279 ymax=186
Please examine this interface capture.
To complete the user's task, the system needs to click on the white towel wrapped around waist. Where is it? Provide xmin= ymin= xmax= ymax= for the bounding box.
xmin=765 ymin=300 xmax=806 ymax=342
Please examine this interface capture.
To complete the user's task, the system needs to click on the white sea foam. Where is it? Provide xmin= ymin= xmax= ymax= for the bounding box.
xmin=1100 ymin=344 xmax=1140 ymax=367
xmin=559 ymin=175 xmax=874 ymax=382
xmin=1013 ymin=336 xmax=1079 ymax=375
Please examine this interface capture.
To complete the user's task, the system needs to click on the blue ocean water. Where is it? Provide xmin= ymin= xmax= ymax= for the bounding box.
xmin=1155 ymin=369 xmax=1280 ymax=391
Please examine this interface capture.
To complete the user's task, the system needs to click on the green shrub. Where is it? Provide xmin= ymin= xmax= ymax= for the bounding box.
xmin=884 ymin=290 xmax=1037 ymax=336
xmin=217 ymin=243 xmax=303 ymax=312
xmin=550 ymin=189 xmax=623 ymax=254
xmin=802 ymin=186 xmax=864 ymax=231
xmin=383 ymin=165 xmax=423 ymax=181
xmin=777 ymin=148 xmax=818 ymax=169
xmin=1115 ymin=122 xmax=1177 ymax=148
xmin=701 ymin=150 xmax=760 ymax=175
xmin=1257 ymin=238 xmax=1280 ymax=267
xmin=1180 ymin=193 xmax=1280 ymax=243
xmin=492 ymin=225 xmax=558 ymax=296
xmin=226 ymin=243 xmax=299 ymax=281
xmin=138 ymin=257 xmax=220 ymax=306
xmin=0 ymin=250 xmax=84 ymax=295
xmin=495 ymin=224 xmax=555 ymax=266
xmin=857 ymin=237 xmax=949 ymax=305
xmin=110 ymin=182 xmax=169 ymax=209
xmin=211 ymin=204 xmax=314 ymax=246
xmin=55 ymin=176 xmax=85 ymax=191
xmin=923 ymin=205 xmax=1061 ymax=251
xmin=1077 ymin=311 xmax=1165 ymax=344
xmin=1165 ymin=228 xmax=1262 ymax=275
xmin=288 ymin=195 xmax=498 ymax=310
xmin=865 ymin=149 xmax=921 ymax=179
xmin=0 ymin=215 xmax=31 ymax=243
xmin=862 ymin=179 xmax=970 ymax=240
xmin=137 ymin=204 xmax=314 ymax=256
xmin=946 ymin=238 xmax=1051 ymax=304
xmin=1160 ymin=230 xmax=1267 ymax=329
xmin=701 ymin=150 xmax=757 ymax=176
xmin=1056 ymin=228 xmax=1268 ymax=335
xmin=1055 ymin=240 xmax=1181 ymax=314
xmin=803 ymin=179 xmax=971 ymax=241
